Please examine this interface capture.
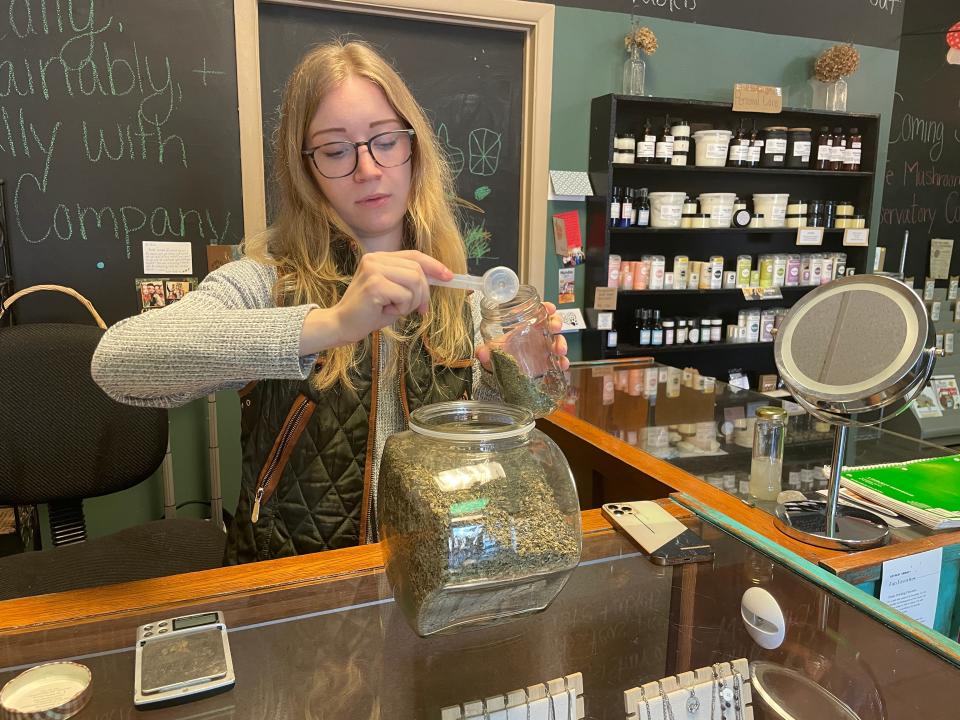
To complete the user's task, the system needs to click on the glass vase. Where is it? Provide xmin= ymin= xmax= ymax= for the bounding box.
xmin=622 ymin=45 xmax=646 ymax=96
xmin=825 ymin=77 xmax=848 ymax=112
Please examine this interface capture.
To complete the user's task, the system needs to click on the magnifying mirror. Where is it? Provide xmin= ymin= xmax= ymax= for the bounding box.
xmin=773 ymin=274 xmax=941 ymax=549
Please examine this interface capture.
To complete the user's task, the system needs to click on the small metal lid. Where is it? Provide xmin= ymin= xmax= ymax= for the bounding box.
xmin=756 ymin=406 xmax=788 ymax=420
xmin=0 ymin=662 xmax=92 ymax=720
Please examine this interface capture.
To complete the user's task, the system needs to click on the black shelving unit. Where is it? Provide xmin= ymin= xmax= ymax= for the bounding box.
xmin=583 ymin=94 xmax=881 ymax=382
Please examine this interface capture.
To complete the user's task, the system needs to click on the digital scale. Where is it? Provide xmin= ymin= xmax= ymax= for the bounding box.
xmin=134 ymin=611 xmax=235 ymax=708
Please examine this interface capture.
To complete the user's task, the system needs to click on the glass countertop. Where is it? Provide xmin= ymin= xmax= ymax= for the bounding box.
xmin=558 ymin=359 xmax=956 ymax=541
xmin=1 ymin=515 xmax=957 ymax=718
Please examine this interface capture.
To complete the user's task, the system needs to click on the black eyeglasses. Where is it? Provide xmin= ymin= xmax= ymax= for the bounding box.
xmin=301 ymin=129 xmax=416 ymax=179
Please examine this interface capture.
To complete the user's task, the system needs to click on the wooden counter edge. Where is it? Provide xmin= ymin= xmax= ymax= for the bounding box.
xmin=543 ymin=410 xmax=840 ymax=564
xmin=0 ymin=505 xmax=692 ymax=635
xmin=820 ymin=528 xmax=960 ymax=583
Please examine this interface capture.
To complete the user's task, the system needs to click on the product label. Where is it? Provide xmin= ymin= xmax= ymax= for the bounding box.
xmin=657 ymin=205 xmax=681 ymax=220
xmin=655 ymin=140 xmax=674 ymax=158
xmin=765 ymin=138 xmax=787 ymax=154
xmin=749 ymin=143 xmax=762 ymax=163
xmin=817 ymin=144 xmax=832 ymax=160
xmin=673 ymin=139 xmax=689 ymax=153
xmin=705 ymin=143 xmax=727 ymax=160
xmin=845 ymin=148 xmax=862 ymax=165
xmin=670 ymin=154 xmax=687 ymax=166
xmin=610 ymin=203 xmax=620 ymax=220
xmin=792 ymin=141 xmax=811 ymax=157
xmin=621 ymin=201 xmax=633 ymax=221
xmin=728 ymin=144 xmax=748 ymax=162
xmin=636 ymin=140 xmax=655 ymax=158
xmin=639 ymin=329 xmax=651 ymax=345
xmin=831 ymin=145 xmax=845 ymax=163
xmin=712 ymin=206 xmax=733 ymax=223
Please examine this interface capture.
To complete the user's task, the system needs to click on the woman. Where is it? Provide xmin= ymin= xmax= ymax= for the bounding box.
xmin=92 ymin=40 xmax=567 ymax=564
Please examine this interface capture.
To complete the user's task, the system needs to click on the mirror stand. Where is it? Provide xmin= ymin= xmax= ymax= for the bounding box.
xmin=774 ymin=424 xmax=890 ymax=550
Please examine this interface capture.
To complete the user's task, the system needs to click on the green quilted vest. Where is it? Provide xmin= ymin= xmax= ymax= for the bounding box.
xmin=224 ymin=328 xmax=473 ymax=565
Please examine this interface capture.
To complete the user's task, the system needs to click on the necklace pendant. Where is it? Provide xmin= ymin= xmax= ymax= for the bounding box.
xmin=686 ymin=694 xmax=701 ymax=714
xmin=721 ymin=687 xmax=734 ymax=703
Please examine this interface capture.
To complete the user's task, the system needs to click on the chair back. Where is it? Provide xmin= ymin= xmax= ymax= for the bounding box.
xmin=0 ymin=286 xmax=168 ymax=507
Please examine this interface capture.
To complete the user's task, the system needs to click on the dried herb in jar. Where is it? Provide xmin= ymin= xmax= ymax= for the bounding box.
xmin=490 ymin=347 xmax=562 ymax=416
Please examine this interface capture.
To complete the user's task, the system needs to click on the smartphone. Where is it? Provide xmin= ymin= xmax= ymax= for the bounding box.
xmin=602 ymin=502 xmax=714 ymax=566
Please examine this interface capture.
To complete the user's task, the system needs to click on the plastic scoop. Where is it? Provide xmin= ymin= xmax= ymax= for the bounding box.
xmin=430 ymin=266 xmax=520 ymax=303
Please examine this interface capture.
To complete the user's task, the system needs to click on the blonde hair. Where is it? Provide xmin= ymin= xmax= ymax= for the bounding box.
xmin=245 ymin=40 xmax=470 ymax=390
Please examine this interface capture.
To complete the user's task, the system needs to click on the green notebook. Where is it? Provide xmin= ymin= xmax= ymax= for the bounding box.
xmin=841 ymin=455 xmax=960 ymax=529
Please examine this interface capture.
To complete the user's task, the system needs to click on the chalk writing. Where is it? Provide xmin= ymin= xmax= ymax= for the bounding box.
xmin=3 ymin=0 xmax=241 ymax=322
xmin=880 ymin=194 xmax=937 ymax=232
xmin=638 ymin=0 xmax=697 ymax=12
xmin=868 ymin=0 xmax=902 ymax=15
xmin=889 ymin=93 xmax=947 ymax=162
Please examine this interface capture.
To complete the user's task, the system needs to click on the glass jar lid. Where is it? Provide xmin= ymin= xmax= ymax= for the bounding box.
xmin=409 ymin=401 xmax=535 ymax=441
xmin=757 ymin=406 xmax=788 ymax=420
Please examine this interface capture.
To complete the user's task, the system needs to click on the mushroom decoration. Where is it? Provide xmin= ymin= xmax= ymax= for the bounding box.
xmin=948 ymin=21 xmax=960 ymax=66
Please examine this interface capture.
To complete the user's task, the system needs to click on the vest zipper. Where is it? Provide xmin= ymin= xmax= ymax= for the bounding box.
xmin=252 ymin=395 xmax=311 ymax=523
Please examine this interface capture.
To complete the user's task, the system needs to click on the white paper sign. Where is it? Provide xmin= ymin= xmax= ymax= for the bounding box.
xmin=796 ymin=227 xmax=824 ymax=246
xmin=596 ymin=312 xmax=613 ymax=330
xmin=557 ymin=308 xmax=585 ymax=333
xmin=843 ymin=228 xmax=870 ymax=247
xmin=880 ymin=547 xmax=943 ymax=628
xmin=143 ymin=241 xmax=193 ymax=275
xmin=930 ymin=238 xmax=954 ymax=280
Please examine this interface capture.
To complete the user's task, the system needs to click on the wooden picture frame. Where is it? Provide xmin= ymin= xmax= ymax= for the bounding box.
xmin=234 ymin=0 xmax=554 ymax=291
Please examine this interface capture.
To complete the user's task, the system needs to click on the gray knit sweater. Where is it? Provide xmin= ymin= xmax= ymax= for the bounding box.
xmin=91 ymin=257 xmax=497 ymax=527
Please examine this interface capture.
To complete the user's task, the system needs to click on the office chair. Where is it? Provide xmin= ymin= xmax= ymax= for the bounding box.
xmin=0 ymin=286 xmax=226 ymax=600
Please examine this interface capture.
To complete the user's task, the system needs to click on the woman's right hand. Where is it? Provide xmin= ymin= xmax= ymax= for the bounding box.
xmin=301 ymin=251 xmax=452 ymax=354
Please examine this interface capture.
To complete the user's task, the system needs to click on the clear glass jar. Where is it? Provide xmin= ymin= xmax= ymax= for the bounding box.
xmin=480 ymin=285 xmax=568 ymax=418
xmin=622 ymin=45 xmax=646 ymax=96
xmin=750 ymin=406 xmax=787 ymax=501
xmin=378 ymin=401 xmax=582 ymax=636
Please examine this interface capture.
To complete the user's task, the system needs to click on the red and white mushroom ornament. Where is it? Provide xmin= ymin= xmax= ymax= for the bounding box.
xmin=948 ymin=21 xmax=960 ymax=66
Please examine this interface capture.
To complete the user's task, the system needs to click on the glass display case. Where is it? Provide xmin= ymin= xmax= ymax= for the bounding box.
xmin=558 ymin=359 xmax=956 ymax=544
xmin=1 ymin=511 xmax=957 ymax=718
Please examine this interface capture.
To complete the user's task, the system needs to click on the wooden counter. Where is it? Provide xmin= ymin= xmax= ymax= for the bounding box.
xmin=0 ymin=506 xmax=691 ymax=636
xmin=539 ymin=404 xmax=960 ymax=640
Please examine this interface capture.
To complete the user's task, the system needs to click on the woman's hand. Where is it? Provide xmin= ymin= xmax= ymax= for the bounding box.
xmin=475 ymin=301 xmax=569 ymax=372
xmin=300 ymin=250 xmax=451 ymax=354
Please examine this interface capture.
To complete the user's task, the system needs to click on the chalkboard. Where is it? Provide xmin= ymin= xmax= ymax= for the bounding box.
xmin=550 ymin=0 xmax=905 ymax=50
xmin=878 ymin=1 xmax=960 ymax=280
xmin=257 ymin=3 xmax=525 ymax=277
xmin=1 ymin=0 xmax=244 ymax=325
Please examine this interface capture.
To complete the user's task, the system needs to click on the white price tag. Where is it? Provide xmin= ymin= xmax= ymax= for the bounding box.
xmin=796 ymin=227 xmax=824 ymax=246
xmin=597 ymin=311 xmax=613 ymax=330
xmin=931 ymin=301 xmax=942 ymax=322
xmin=843 ymin=228 xmax=870 ymax=247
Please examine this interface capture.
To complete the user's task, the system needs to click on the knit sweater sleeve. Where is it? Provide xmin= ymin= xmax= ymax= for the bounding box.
xmin=91 ymin=258 xmax=319 ymax=408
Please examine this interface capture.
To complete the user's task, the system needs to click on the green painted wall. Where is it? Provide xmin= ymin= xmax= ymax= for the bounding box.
xmin=543 ymin=7 xmax=901 ymax=366
xmin=72 ymin=6 xmax=901 ymax=539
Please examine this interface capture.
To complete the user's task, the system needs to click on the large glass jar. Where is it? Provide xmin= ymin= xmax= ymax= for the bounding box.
xmin=750 ymin=406 xmax=787 ymax=501
xmin=480 ymin=285 xmax=568 ymax=418
xmin=378 ymin=401 xmax=582 ymax=637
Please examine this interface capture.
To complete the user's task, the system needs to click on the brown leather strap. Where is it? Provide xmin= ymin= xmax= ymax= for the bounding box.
xmin=0 ymin=285 xmax=107 ymax=329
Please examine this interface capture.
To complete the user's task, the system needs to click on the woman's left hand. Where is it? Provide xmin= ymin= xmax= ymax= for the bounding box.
xmin=476 ymin=301 xmax=569 ymax=372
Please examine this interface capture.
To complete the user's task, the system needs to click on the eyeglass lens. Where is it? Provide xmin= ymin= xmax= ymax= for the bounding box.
xmin=310 ymin=131 xmax=413 ymax=178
